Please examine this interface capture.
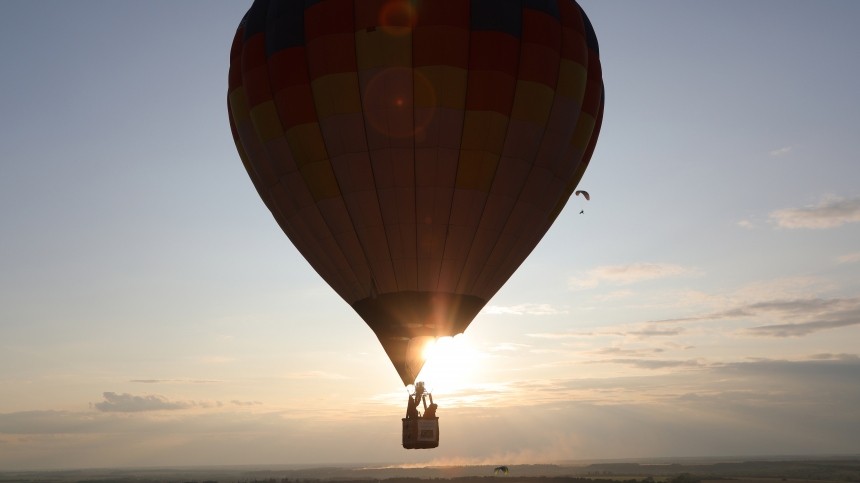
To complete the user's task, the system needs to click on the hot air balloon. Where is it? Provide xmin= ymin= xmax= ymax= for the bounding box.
xmin=227 ymin=0 xmax=604 ymax=448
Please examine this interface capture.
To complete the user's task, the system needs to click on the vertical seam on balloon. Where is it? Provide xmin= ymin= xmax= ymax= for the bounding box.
xmin=354 ymin=0 xmax=397 ymax=297
xmin=411 ymin=5 xmax=419 ymax=295
xmin=301 ymin=1 xmax=369 ymax=301
xmin=235 ymin=3 xmax=340 ymax=298
xmin=466 ymin=0 xmax=564 ymax=297
xmin=238 ymin=2 xmax=345 ymax=295
xmin=302 ymin=0 xmax=367 ymax=304
xmin=259 ymin=0 xmax=361 ymax=301
xmin=487 ymin=0 xmax=594 ymax=296
xmin=435 ymin=0 xmax=473 ymax=293
xmin=255 ymin=3 xmax=326 ymax=284
xmin=452 ymin=0 xmax=525 ymax=296
xmin=478 ymin=0 xmax=569 ymax=298
xmin=352 ymin=0 xmax=389 ymax=296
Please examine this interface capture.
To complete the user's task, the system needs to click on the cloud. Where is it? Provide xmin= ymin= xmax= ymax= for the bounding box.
xmin=715 ymin=357 xmax=860 ymax=387
xmin=441 ymin=354 xmax=860 ymax=409
xmin=737 ymin=297 xmax=860 ymax=337
xmin=596 ymin=358 xmax=704 ymax=370
xmin=483 ymin=303 xmax=568 ymax=316
xmin=231 ymin=400 xmax=263 ymax=406
xmin=569 ymin=262 xmax=693 ymax=289
xmin=528 ymin=324 xmax=684 ymax=342
xmin=625 ymin=325 xmax=685 ymax=338
xmin=284 ymin=371 xmax=347 ymax=380
xmin=129 ymin=379 xmax=222 ymax=384
xmin=770 ymin=196 xmax=860 ymax=229
xmin=769 ymin=146 xmax=793 ymax=157
xmin=591 ymin=347 xmax=666 ymax=357
xmin=525 ymin=330 xmax=592 ymax=339
xmin=4 ymin=356 xmax=860 ymax=470
xmin=808 ymin=353 xmax=860 ymax=361
xmin=725 ymin=298 xmax=846 ymax=318
xmin=0 ymin=410 xmax=115 ymax=435
xmin=92 ymin=392 xmax=192 ymax=412
xmin=836 ymin=252 xmax=860 ymax=264
xmin=649 ymin=294 xmax=860 ymax=338
xmin=0 ymin=408 xmax=397 ymax=469
xmin=746 ymin=318 xmax=860 ymax=337
xmin=196 ymin=356 xmax=235 ymax=364
xmin=487 ymin=342 xmax=531 ymax=352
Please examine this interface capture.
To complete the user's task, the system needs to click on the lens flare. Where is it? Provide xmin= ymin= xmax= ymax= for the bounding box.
xmin=418 ymin=334 xmax=480 ymax=394
xmin=362 ymin=67 xmax=436 ymax=139
xmin=378 ymin=0 xmax=416 ymax=32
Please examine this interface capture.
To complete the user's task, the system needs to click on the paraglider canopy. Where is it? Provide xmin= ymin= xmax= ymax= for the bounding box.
xmin=494 ymin=466 xmax=510 ymax=476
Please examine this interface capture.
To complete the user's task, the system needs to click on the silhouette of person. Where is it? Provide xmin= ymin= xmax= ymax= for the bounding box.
xmin=406 ymin=394 xmax=420 ymax=419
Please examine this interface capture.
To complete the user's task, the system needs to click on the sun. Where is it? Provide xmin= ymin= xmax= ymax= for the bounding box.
xmin=416 ymin=334 xmax=481 ymax=393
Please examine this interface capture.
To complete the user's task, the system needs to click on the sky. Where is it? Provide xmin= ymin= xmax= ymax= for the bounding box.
xmin=1 ymin=0 xmax=860 ymax=471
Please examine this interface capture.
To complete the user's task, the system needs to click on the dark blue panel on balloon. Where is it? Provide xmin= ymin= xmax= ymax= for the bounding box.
xmin=470 ymin=0 xmax=522 ymax=38
xmin=243 ymin=0 xmax=269 ymax=39
xmin=266 ymin=0 xmax=306 ymax=55
xmin=524 ymin=0 xmax=560 ymax=19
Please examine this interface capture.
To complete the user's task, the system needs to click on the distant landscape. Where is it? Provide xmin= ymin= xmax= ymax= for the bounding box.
xmin=3 ymin=456 xmax=859 ymax=483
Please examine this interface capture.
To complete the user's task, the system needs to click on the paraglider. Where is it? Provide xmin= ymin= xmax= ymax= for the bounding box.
xmin=227 ymin=0 xmax=604 ymax=448
xmin=494 ymin=466 xmax=510 ymax=476
xmin=575 ymin=190 xmax=590 ymax=213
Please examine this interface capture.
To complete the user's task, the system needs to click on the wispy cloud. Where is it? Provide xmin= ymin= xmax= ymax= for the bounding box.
xmin=92 ymin=392 xmax=192 ymax=412
xmin=591 ymin=347 xmax=666 ymax=357
xmin=769 ymin=146 xmax=793 ymax=157
xmin=808 ymin=353 xmax=860 ymax=361
xmin=129 ymin=379 xmax=222 ymax=384
xmin=527 ymin=323 xmax=685 ymax=342
xmin=230 ymin=400 xmax=263 ymax=406
xmin=625 ymin=325 xmax=685 ymax=338
xmin=526 ymin=330 xmax=592 ymax=339
xmin=195 ymin=356 xmax=236 ymax=364
xmin=651 ymin=295 xmax=860 ymax=338
xmin=487 ymin=342 xmax=531 ymax=352
xmin=484 ymin=303 xmax=568 ymax=316
xmin=836 ymin=252 xmax=860 ymax=264
xmin=737 ymin=219 xmax=755 ymax=229
xmin=746 ymin=317 xmax=860 ymax=337
xmin=5 ymin=356 xmax=859 ymax=469
xmin=284 ymin=371 xmax=347 ymax=380
xmin=595 ymin=358 xmax=704 ymax=370
xmin=731 ymin=297 xmax=860 ymax=337
xmin=770 ymin=196 xmax=860 ymax=229
xmin=569 ymin=262 xmax=693 ymax=290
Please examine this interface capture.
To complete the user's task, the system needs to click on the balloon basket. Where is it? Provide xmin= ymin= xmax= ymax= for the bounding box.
xmin=402 ymin=417 xmax=439 ymax=449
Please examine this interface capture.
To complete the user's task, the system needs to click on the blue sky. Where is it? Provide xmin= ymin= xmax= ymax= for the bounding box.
xmin=1 ymin=0 xmax=859 ymax=470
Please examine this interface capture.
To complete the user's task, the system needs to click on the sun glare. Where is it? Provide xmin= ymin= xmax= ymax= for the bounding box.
xmin=417 ymin=334 xmax=481 ymax=394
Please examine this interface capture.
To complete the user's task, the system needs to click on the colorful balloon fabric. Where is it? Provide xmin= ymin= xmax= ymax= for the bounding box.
xmin=228 ymin=0 xmax=604 ymax=385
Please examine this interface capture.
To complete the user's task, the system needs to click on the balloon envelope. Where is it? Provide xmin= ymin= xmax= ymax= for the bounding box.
xmin=228 ymin=0 xmax=604 ymax=385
